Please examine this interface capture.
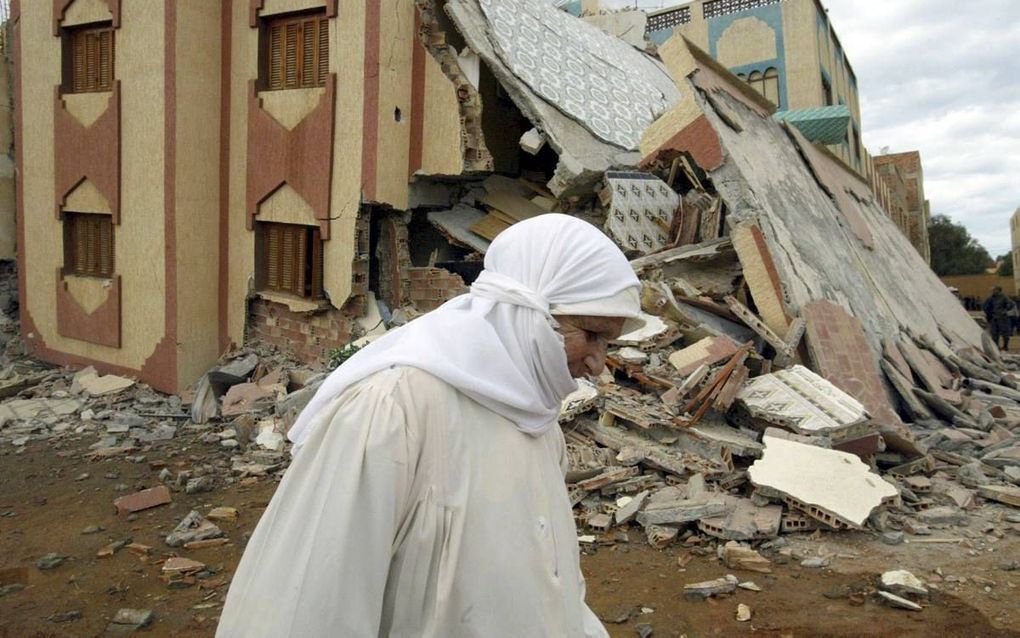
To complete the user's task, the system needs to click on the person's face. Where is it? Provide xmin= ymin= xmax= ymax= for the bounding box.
xmin=554 ymin=315 xmax=627 ymax=378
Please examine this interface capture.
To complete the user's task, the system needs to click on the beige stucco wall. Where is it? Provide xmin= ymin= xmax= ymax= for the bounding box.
xmin=418 ymin=50 xmax=464 ymax=177
xmin=373 ymin=0 xmax=416 ymax=210
xmin=21 ymin=0 xmax=167 ymax=369
xmin=174 ymin=0 xmax=223 ymax=386
xmin=61 ymin=0 xmax=113 ymax=29
xmin=716 ymin=17 xmax=776 ymax=69
xmin=0 ymin=26 xmax=15 ymax=261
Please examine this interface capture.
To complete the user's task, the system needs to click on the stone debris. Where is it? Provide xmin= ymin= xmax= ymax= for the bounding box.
xmin=877 ymin=590 xmax=923 ymax=611
xmin=736 ymin=603 xmax=752 ymax=622
xmin=109 ymin=608 xmax=154 ymax=632
xmin=683 ymin=575 xmax=738 ymax=599
xmin=165 ymin=510 xmax=224 ymax=547
xmin=880 ymin=570 xmax=928 ymax=598
xmin=113 ymin=486 xmax=172 ymax=516
xmin=35 ymin=553 xmax=65 ymax=570
xmin=71 ymin=366 xmax=135 ymax=396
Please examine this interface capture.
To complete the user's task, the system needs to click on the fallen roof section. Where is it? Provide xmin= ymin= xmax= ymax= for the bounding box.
xmin=642 ymin=36 xmax=982 ymax=359
xmin=446 ymin=0 xmax=680 ymax=197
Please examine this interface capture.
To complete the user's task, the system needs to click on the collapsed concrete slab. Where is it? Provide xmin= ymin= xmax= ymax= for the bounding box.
xmin=446 ymin=0 xmax=680 ymax=196
xmin=748 ymin=434 xmax=899 ymax=528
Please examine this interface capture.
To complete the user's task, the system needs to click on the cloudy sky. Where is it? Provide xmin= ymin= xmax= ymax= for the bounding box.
xmin=600 ymin=0 xmax=1020 ymax=255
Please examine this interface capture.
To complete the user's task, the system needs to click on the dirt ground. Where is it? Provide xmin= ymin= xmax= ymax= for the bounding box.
xmin=1 ymin=433 xmax=1018 ymax=638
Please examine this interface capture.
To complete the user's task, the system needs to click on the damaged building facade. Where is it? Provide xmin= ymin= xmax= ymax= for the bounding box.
xmin=12 ymin=0 xmax=977 ymax=404
xmin=9 ymin=0 xmax=1019 ymax=555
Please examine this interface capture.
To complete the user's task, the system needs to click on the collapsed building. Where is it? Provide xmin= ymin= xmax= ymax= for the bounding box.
xmin=9 ymin=1 xmax=1019 ymax=543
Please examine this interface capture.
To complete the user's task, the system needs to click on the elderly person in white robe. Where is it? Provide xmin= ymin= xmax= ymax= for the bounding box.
xmin=216 ymin=214 xmax=645 ymax=637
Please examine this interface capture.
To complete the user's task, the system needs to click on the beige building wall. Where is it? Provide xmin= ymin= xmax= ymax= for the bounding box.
xmin=174 ymin=0 xmax=223 ymax=386
xmin=0 ymin=24 xmax=15 ymax=261
xmin=18 ymin=0 xmax=168 ymax=372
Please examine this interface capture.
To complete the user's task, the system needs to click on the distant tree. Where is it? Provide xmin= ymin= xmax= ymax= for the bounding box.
xmin=997 ymin=251 xmax=1014 ymax=277
xmin=928 ymin=214 xmax=992 ymax=276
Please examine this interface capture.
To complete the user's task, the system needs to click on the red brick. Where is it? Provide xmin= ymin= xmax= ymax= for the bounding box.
xmin=113 ymin=486 xmax=172 ymax=516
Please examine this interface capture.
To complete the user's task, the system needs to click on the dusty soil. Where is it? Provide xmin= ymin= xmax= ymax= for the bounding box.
xmin=1 ymin=436 xmax=1018 ymax=638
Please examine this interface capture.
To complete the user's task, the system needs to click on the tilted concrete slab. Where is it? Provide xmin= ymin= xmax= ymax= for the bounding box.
xmin=748 ymin=434 xmax=899 ymax=528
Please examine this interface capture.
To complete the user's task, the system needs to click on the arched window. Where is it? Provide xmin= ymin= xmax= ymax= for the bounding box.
xmin=762 ymin=67 xmax=780 ymax=107
xmin=747 ymin=70 xmax=763 ymax=96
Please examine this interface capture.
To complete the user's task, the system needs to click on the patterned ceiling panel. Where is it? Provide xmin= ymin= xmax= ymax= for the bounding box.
xmin=479 ymin=0 xmax=678 ymax=150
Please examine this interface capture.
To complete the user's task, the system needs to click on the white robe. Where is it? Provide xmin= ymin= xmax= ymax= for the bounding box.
xmin=217 ymin=367 xmax=608 ymax=637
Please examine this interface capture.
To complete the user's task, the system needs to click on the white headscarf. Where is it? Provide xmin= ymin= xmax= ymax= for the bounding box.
xmin=287 ymin=214 xmax=643 ymax=451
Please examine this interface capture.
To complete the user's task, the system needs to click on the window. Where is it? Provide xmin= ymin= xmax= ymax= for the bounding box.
xmin=761 ymin=67 xmax=780 ymax=107
xmin=747 ymin=69 xmax=763 ymax=94
xmin=256 ymin=222 xmax=323 ymax=298
xmin=64 ymin=24 xmax=115 ymax=93
xmin=64 ymin=213 xmax=114 ymax=277
xmin=821 ymin=74 xmax=833 ymax=106
xmin=263 ymin=12 xmax=329 ymax=90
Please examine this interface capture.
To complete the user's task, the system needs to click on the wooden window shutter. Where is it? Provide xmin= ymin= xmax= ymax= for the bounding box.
xmin=266 ymin=225 xmax=281 ymax=290
xmin=268 ymin=22 xmax=284 ymax=90
xmin=294 ymin=226 xmax=308 ymax=296
xmin=310 ymin=227 xmax=323 ymax=298
xmin=73 ymin=216 xmax=87 ymax=273
xmin=72 ymin=32 xmax=86 ymax=92
xmin=280 ymin=226 xmax=296 ymax=293
xmin=301 ymin=20 xmax=315 ymax=87
xmin=317 ymin=18 xmax=329 ymax=85
xmin=98 ymin=30 xmax=113 ymax=91
xmin=98 ymin=216 xmax=114 ymax=276
xmin=284 ymin=22 xmax=299 ymax=89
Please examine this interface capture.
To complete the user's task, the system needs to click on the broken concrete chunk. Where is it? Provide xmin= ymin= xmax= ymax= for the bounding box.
xmin=615 ymin=490 xmax=649 ymax=526
xmin=719 ymin=542 xmax=771 ymax=573
xmin=877 ymin=590 xmax=923 ymax=611
xmin=736 ymin=603 xmax=752 ymax=622
xmin=165 ymin=510 xmax=224 ymax=547
xmin=668 ymin=336 xmax=740 ymax=377
xmin=880 ymin=570 xmax=928 ymax=598
xmin=645 ymin=525 xmax=678 ymax=549
xmin=519 ymin=128 xmax=545 ymax=155
xmin=736 ymin=365 xmax=868 ymax=435
xmin=113 ymin=486 xmax=171 ymax=516
xmin=636 ymin=496 xmax=729 ymax=528
xmin=977 ymin=485 xmax=1020 ymax=507
xmin=71 ymin=366 xmax=135 ymax=396
xmin=683 ymin=577 xmax=736 ymax=599
xmin=560 ymin=379 xmax=599 ymax=423
xmin=697 ymin=499 xmax=782 ymax=541
xmin=110 ymin=608 xmax=154 ymax=630
xmin=915 ymin=506 xmax=969 ymax=526
xmin=748 ymin=434 xmax=898 ymax=528
xmin=36 ymin=553 xmax=65 ymax=570
xmin=221 ymin=383 xmax=274 ymax=418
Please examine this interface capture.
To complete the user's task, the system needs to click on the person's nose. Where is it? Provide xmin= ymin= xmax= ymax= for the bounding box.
xmin=584 ymin=339 xmax=608 ymax=376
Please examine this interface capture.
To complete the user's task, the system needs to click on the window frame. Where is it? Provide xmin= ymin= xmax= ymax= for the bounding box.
xmin=63 ymin=212 xmax=115 ymax=278
xmin=255 ymin=221 xmax=324 ymax=299
xmin=259 ymin=10 xmax=329 ymax=91
xmin=62 ymin=23 xmax=115 ymax=94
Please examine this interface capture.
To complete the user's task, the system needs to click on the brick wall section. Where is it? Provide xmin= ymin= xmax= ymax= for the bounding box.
xmin=407 ymin=267 xmax=468 ymax=312
xmin=248 ymin=298 xmax=357 ymax=366
xmin=377 ymin=215 xmax=412 ymax=308
xmin=802 ymin=300 xmax=903 ymax=430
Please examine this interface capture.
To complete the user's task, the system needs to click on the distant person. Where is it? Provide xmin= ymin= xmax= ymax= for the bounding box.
xmin=982 ymin=286 xmax=1015 ymax=350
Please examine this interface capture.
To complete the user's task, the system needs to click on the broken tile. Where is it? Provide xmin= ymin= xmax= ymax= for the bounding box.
xmin=165 ymin=510 xmax=224 ymax=547
xmin=736 ymin=365 xmax=868 ymax=436
xmin=113 ymin=486 xmax=171 ymax=516
xmin=668 ymin=336 xmax=740 ymax=377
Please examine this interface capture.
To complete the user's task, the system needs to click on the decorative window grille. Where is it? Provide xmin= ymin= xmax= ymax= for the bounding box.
xmin=703 ymin=0 xmax=782 ymax=20
xmin=647 ymin=7 xmax=691 ymax=32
